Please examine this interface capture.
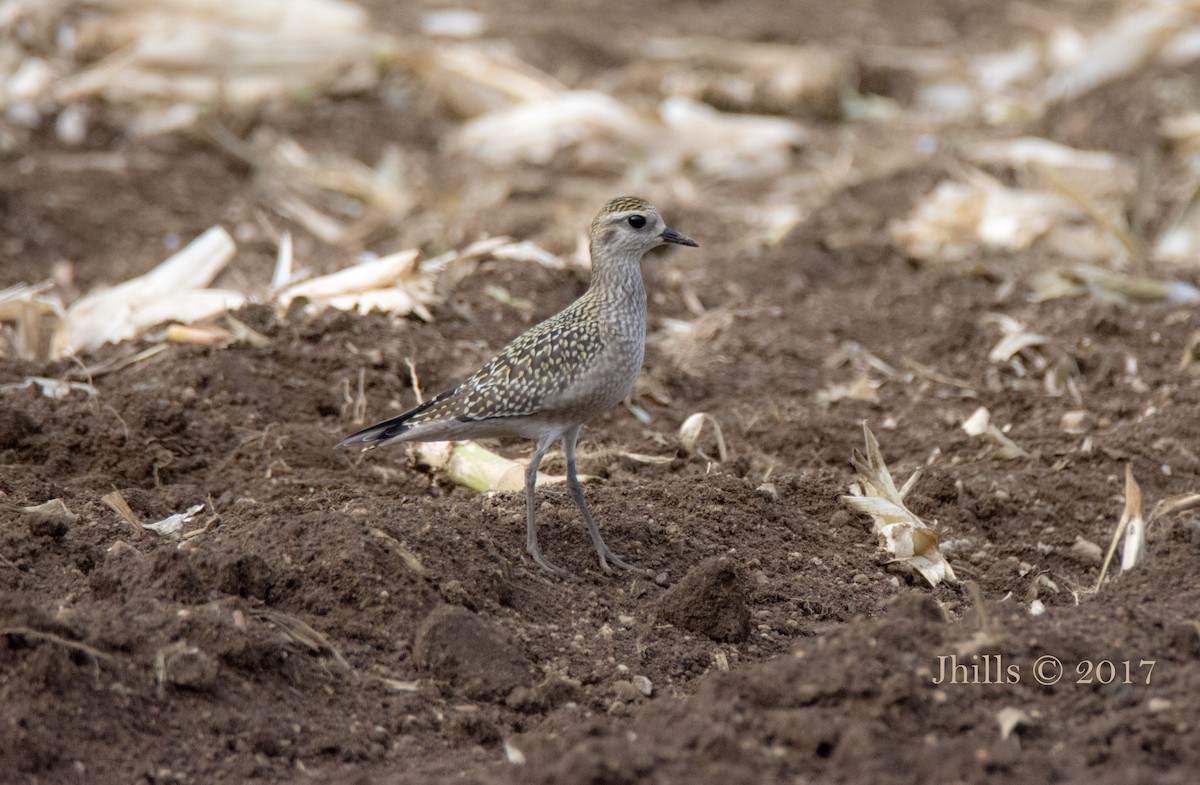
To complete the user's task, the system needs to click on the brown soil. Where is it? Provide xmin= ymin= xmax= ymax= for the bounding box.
xmin=4 ymin=1 xmax=1200 ymax=784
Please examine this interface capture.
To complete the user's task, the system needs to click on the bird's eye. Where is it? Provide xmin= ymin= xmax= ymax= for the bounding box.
xmin=627 ymin=215 xmax=647 ymax=229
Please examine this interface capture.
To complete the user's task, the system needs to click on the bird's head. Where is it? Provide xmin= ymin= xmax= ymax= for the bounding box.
xmin=589 ymin=196 xmax=698 ymax=261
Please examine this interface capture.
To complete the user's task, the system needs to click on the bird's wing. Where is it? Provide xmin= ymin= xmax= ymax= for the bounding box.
xmin=449 ymin=309 xmax=607 ymax=422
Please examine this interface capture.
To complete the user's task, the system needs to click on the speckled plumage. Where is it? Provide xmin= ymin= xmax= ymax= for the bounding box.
xmin=337 ymin=197 xmax=698 ymax=575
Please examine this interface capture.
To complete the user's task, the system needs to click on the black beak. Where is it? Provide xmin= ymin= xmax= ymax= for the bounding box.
xmin=660 ymin=227 xmax=699 ymax=247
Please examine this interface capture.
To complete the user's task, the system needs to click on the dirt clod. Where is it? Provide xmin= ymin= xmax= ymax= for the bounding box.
xmin=414 ymin=604 xmax=534 ymax=700
xmin=0 ymin=408 xmax=39 ymax=450
xmin=27 ymin=513 xmax=70 ymax=540
xmin=656 ymin=557 xmax=752 ymax=642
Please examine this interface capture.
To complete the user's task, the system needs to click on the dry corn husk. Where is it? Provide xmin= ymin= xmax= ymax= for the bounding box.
xmin=658 ymin=97 xmax=806 ymax=179
xmin=1096 ymin=466 xmax=1200 ymax=590
xmin=888 ymin=175 xmax=1088 ymax=263
xmin=1028 ymin=264 xmax=1200 ymax=304
xmin=0 ymin=282 xmax=65 ymax=360
xmin=640 ymin=37 xmax=851 ymax=117
xmin=278 ymin=249 xmax=434 ymax=321
xmin=206 ymin=129 xmax=416 ymax=247
xmin=1041 ymin=5 xmax=1200 ymax=104
xmin=420 ymin=9 xmax=485 ymax=39
xmin=963 ymin=137 xmax=1128 ymax=175
xmin=962 ymin=137 xmax=1136 ymax=207
xmin=55 ymin=226 xmax=241 ymax=357
xmin=489 ymin=240 xmax=570 ymax=270
xmin=397 ymin=41 xmax=564 ymax=119
xmin=412 ymin=441 xmax=574 ymax=493
xmin=1096 ymin=465 xmax=1144 ymax=589
xmin=1154 ymin=196 xmax=1200 ymax=264
xmin=450 ymin=90 xmax=651 ymax=166
xmin=842 ymin=423 xmax=957 ymax=587
xmin=259 ymin=134 xmax=414 ymax=215
xmin=14 ymin=227 xmax=559 ymax=363
xmin=278 ymin=250 xmax=417 ymax=304
xmin=55 ymin=0 xmax=379 ymax=108
xmin=102 ymin=490 xmax=143 ymax=535
xmin=0 ymin=498 xmax=79 ymax=522
xmin=166 ymin=315 xmax=270 ymax=348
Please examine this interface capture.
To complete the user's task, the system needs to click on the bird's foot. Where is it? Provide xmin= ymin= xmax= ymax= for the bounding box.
xmin=597 ymin=548 xmax=655 ymax=578
xmin=527 ymin=546 xmax=569 ymax=577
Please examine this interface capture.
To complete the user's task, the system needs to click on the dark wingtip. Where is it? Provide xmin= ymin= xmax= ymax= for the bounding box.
xmin=333 ymin=434 xmax=367 ymax=451
xmin=333 ymin=432 xmax=374 ymax=451
xmin=333 ymin=391 xmax=450 ymax=450
xmin=334 ymin=420 xmax=399 ymax=451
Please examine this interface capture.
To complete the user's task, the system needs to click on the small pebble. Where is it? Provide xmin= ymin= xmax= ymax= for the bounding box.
xmin=1069 ymin=537 xmax=1102 ymax=565
xmin=107 ymin=540 xmax=143 ymax=559
xmin=1060 ymin=410 xmax=1092 ymax=434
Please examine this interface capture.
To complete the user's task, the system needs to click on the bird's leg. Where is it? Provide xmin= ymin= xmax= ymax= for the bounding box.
xmin=562 ymin=427 xmax=653 ymax=576
xmin=526 ymin=434 xmax=567 ymax=576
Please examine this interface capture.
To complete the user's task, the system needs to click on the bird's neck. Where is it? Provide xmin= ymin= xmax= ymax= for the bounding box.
xmin=585 ymin=250 xmax=647 ymax=314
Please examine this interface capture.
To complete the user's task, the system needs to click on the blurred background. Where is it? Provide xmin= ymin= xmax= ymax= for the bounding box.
xmin=5 ymin=0 xmax=1200 ymax=359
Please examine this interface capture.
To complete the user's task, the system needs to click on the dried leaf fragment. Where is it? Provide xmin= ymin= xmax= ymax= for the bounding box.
xmin=815 ymin=375 xmax=882 ymax=404
xmin=961 ymin=406 xmax=1029 ymax=460
xmin=0 ymin=498 xmax=79 ymax=523
xmin=841 ymin=423 xmax=957 ymax=587
xmin=997 ymin=706 xmax=1035 ymax=740
xmin=0 ymin=281 xmax=65 ymax=360
xmin=987 ymin=315 xmax=1049 ymax=363
xmin=102 ymin=490 xmax=143 ymax=535
xmin=0 ymin=377 xmax=97 ymax=399
xmin=1096 ymin=464 xmax=1144 ymax=590
xmin=370 ymin=528 xmax=429 ymax=577
xmin=142 ymin=504 xmax=206 ymax=540
xmin=1097 ymin=484 xmax=1200 ymax=591
xmin=251 ymin=608 xmax=351 ymax=672
xmin=679 ymin=412 xmax=727 ymax=463
xmin=1119 ymin=466 xmax=1146 ymax=572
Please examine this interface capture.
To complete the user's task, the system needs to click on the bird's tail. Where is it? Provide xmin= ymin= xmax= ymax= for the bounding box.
xmin=334 ymin=390 xmax=452 ymax=450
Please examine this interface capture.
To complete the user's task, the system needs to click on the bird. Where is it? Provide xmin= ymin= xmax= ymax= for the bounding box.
xmin=336 ymin=196 xmax=698 ymax=576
